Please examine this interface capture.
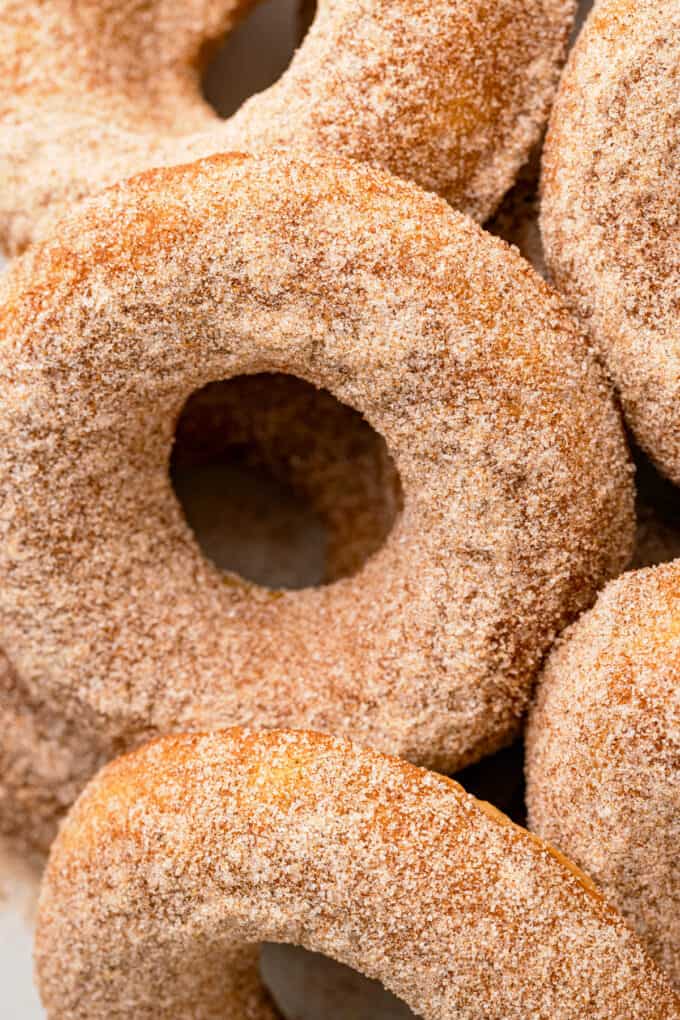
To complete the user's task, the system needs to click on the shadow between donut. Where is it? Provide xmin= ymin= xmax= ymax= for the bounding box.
xmin=630 ymin=441 xmax=680 ymax=570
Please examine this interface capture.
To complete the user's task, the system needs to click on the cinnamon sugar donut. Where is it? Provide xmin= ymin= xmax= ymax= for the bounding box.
xmin=540 ymin=0 xmax=680 ymax=484
xmin=526 ymin=560 xmax=680 ymax=986
xmin=0 ymin=153 xmax=634 ymax=851
xmin=0 ymin=0 xmax=576 ymax=254
xmin=35 ymin=728 xmax=680 ymax=1019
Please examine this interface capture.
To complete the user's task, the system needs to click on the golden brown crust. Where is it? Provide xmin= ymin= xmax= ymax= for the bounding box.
xmin=0 ymin=153 xmax=634 ymax=850
xmin=0 ymin=0 xmax=576 ymax=253
xmin=526 ymin=560 xmax=680 ymax=986
xmin=36 ymin=728 xmax=680 ymax=1019
xmin=540 ymin=0 xmax=680 ymax=483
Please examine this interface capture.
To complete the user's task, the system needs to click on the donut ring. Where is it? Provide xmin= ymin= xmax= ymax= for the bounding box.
xmin=0 ymin=153 xmax=634 ymax=849
xmin=526 ymin=560 xmax=680 ymax=986
xmin=540 ymin=0 xmax=680 ymax=484
xmin=0 ymin=0 xmax=576 ymax=254
xmin=35 ymin=728 xmax=680 ymax=1019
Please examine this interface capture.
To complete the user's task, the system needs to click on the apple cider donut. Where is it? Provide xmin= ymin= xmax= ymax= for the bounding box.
xmin=0 ymin=0 xmax=576 ymax=254
xmin=540 ymin=0 xmax=680 ymax=484
xmin=0 ymin=153 xmax=634 ymax=850
xmin=35 ymin=728 xmax=680 ymax=1019
xmin=526 ymin=560 xmax=680 ymax=986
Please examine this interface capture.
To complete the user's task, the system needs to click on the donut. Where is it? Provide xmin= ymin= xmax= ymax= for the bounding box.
xmin=0 ymin=0 xmax=577 ymax=254
xmin=0 ymin=152 xmax=634 ymax=851
xmin=526 ymin=560 xmax=680 ymax=985
xmin=540 ymin=0 xmax=680 ymax=484
xmin=35 ymin=728 xmax=680 ymax=1019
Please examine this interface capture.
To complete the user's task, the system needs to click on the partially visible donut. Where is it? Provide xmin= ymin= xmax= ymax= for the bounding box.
xmin=35 ymin=729 xmax=680 ymax=1019
xmin=526 ymin=560 xmax=680 ymax=985
xmin=0 ymin=0 xmax=576 ymax=253
xmin=540 ymin=0 xmax=680 ymax=484
xmin=0 ymin=153 xmax=634 ymax=851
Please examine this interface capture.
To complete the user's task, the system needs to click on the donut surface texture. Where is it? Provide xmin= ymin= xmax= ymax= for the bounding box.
xmin=526 ymin=560 xmax=680 ymax=986
xmin=0 ymin=0 xmax=576 ymax=254
xmin=35 ymin=728 xmax=680 ymax=1019
xmin=0 ymin=153 xmax=634 ymax=850
xmin=540 ymin=0 xmax=680 ymax=484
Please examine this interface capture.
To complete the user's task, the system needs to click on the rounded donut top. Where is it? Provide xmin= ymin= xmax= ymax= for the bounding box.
xmin=0 ymin=153 xmax=634 ymax=842
xmin=526 ymin=559 xmax=680 ymax=986
xmin=35 ymin=728 xmax=680 ymax=1019
xmin=0 ymin=0 xmax=576 ymax=253
xmin=540 ymin=0 xmax=680 ymax=484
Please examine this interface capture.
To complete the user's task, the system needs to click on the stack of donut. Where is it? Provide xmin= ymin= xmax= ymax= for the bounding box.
xmin=0 ymin=0 xmax=678 ymax=1017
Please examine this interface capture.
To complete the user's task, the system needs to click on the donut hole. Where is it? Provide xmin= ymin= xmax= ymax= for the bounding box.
xmin=170 ymin=373 xmax=403 ymax=590
xmin=260 ymin=944 xmax=416 ymax=1020
xmin=202 ymin=0 xmax=304 ymax=119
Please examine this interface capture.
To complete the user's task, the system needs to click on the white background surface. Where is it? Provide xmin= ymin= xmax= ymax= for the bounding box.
xmin=0 ymin=1 xmax=594 ymax=1015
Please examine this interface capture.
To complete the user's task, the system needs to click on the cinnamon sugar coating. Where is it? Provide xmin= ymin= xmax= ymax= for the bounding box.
xmin=540 ymin=0 xmax=680 ymax=484
xmin=35 ymin=728 xmax=680 ymax=1019
xmin=526 ymin=560 xmax=680 ymax=986
xmin=0 ymin=0 xmax=575 ymax=254
xmin=0 ymin=153 xmax=634 ymax=851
